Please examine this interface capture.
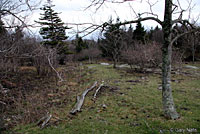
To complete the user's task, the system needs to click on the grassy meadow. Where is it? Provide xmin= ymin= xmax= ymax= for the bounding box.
xmin=5 ymin=63 xmax=200 ymax=134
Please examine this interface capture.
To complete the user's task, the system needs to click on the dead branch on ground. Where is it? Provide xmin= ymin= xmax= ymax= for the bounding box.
xmin=93 ymin=81 xmax=104 ymax=99
xmin=37 ymin=112 xmax=52 ymax=129
xmin=70 ymin=81 xmax=98 ymax=115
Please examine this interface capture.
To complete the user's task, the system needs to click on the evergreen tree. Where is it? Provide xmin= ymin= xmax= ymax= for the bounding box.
xmin=75 ymin=34 xmax=88 ymax=53
xmin=133 ymin=20 xmax=146 ymax=43
xmin=0 ymin=20 xmax=7 ymax=35
xmin=128 ymin=25 xmax=133 ymax=34
xmin=36 ymin=0 xmax=68 ymax=52
xmin=99 ymin=17 xmax=123 ymax=68
xmin=150 ymin=26 xmax=164 ymax=44
xmin=124 ymin=24 xmax=134 ymax=47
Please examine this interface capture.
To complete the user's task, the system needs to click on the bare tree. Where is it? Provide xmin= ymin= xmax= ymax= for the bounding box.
xmin=0 ymin=0 xmax=41 ymax=59
xmin=86 ymin=0 xmax=200 ymax=119
xmin=173 ymin=24 xmax=200 ymax=62
xmin=0 ymin=0 xmax=40 ymax=27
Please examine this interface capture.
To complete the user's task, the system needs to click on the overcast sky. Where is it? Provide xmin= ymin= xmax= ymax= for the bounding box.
xmin=30 ymin=0 xmax=200 ymax=39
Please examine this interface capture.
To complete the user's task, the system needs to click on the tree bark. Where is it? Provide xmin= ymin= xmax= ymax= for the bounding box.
xmin=162 ymin=0 xmax=179 ymax=119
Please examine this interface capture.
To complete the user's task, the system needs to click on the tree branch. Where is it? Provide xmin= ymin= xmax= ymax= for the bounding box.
xmin=114 ymin=17 xmax=162 ymax=27
xmin=170 ymin=28 xmax=200 ymax=46
xmin=47 ymin=51 xmax=64 ymax=82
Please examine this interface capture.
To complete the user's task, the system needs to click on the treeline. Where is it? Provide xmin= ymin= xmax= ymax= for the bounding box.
xmin=1 ymin=0 xmax=199 ymax=76
xmin=1 ymin=16 xmax=200 ymax=76
xmin=1 ymin=0 xmax=199 ymax=77
xmin=72 ymin=17 xmax=200 ymax=69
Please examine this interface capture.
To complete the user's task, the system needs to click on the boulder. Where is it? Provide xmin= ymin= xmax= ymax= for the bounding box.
xmin=185 ymin=65 xmax=199 ymax=69
xmin=100 ymin=63 xmax=109 ymax=66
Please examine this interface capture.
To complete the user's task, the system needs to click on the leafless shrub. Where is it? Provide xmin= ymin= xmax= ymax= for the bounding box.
xmin=32 ymin=46 xmax=58 ymax=76
xmin=171 ymin=48 xmax=184 ymax=68
xmin=0 ymin=27 xmax=58 ymax=77
xmin=121 ymin=42 xmax=162 ymax=69
xmin=121 ymin=42 xmax=183 ymax=70
xmin=0 ymin=33 xmax=22 ymax=73
xmin=74 ymin=47 xmax=101 ymax=63
xmin=87 ymin=47 xmax=101 ymax=63
xmin=0 ymin=82 xmax=56 ymax=126
xmin=0 ymin=62 xmax=83 ymax=129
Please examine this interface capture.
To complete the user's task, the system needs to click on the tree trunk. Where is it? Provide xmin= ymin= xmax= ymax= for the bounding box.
xmin=113 ymin=52 xmax=117 ymax=68
xmin=162 ymin=0 xmax=179 ymax=120
xmin=192 ymin=36 xmax=195 ymax=62
xmin=113 ymin=59 xmax=117 ymax=68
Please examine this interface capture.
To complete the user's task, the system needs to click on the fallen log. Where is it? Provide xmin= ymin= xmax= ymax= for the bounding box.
xmin=41 ymin=114 xmax=52 ymax=129
xmin=36 ymin=112 xmax=62 ymax=129
xmin=93 ymin=81 xmax=104 ymax=99
xmin=70 ymin=81 xmax=97 ymax=115
xmin=37 ymin=112 xmax=52 ymax=129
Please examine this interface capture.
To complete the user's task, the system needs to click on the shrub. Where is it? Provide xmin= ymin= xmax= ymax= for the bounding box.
xmin=121 ymin=42 xmax=183 ymax=70
xmin=121 ymin=42 xmax=162 ymax=69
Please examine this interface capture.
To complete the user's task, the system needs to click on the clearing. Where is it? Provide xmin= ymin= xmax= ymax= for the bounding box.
xmin=2 ymin=62 xmax=200 ymax=134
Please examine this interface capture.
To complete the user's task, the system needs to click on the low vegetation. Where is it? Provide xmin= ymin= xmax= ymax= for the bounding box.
xmin=2 ymin=62 xmax=199 ymax=134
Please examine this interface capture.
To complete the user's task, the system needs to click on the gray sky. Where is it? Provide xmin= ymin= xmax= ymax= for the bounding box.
xmin=30 ymin=0 xmax=200 ymax=39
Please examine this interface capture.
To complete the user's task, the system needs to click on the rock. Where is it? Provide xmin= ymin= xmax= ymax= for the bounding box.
xmin=185 ymin=65 xmax=199 ymax=69
xmin=88 ymin=66 xmax=96 ymax=69
xmin=146 ymin=68 xmax=153 ymax=72
xmin=158 ymin=85 xmax=162 ymax=90
xmin=102 ymin=104 xmax=107 ymax=109
xmin=117 ymin=64 xmax=130 ymax=68
xmin=100 ymin=63 xmax=109 ymax=66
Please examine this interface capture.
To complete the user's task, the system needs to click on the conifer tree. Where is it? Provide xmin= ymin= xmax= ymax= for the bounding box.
xmin=75 ymin=34 xmax=88 ymax=53
xmin=36 ymin=0 xmax=68 ymax=53
xmin=100 ymin=17 xmax=123 ymax=68
xmin=0 ymin=20 xmax=6 ymax=35
xmin=133 ymin=20 xmax=146 ymax=43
